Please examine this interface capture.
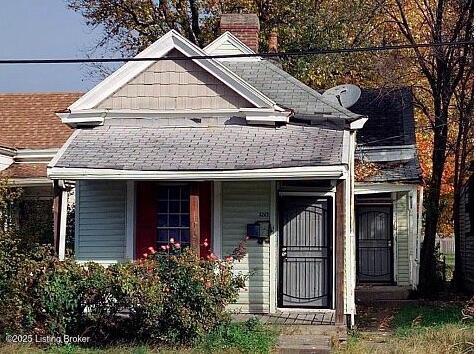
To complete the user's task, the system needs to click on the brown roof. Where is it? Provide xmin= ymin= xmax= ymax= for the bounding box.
xmin=0 ymin=92 xmax=82 ymax=149
xmin=0 ymin=163 xmax=47 ymax=179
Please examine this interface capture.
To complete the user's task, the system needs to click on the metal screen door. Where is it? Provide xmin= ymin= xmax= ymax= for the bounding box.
xmin=357 ymin=206 xmax=393 ymax=283
xmin=279 ymin=197 xmax=331 ymax=308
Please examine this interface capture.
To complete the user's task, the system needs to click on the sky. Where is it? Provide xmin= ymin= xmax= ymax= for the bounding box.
xmin=0 ymin=0 xmax=107 ymax=92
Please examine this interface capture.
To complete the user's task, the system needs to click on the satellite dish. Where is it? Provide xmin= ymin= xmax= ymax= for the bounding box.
xmin=322 ymin=84 xmax=361 ymax=108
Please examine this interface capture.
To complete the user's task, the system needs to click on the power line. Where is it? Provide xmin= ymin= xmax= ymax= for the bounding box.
xmin=0 ymin=40 xmax=472 ymax=65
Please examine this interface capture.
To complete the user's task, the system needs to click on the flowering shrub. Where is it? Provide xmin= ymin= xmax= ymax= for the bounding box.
xmin=0 ymin=234 xmax=246 ymax=346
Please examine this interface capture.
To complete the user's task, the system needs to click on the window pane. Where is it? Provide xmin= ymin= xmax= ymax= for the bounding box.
xmin=158 ymin=214 xmax=168 ymax=227
xmin=158 ymin=229 xmax=168 ymax=242
xmin=180 ymin=187 xmax=190 ymax=200
xmin=169 ymin=187 xmax=180 ymax=200
xmin=169 ymin=214 xmax=180 ymax=227
xmin=180 ymin=214 xmax=190 ymax=227
xmin=169 ymin=201 xmax=180 ymax=213
xmin=157 ymin=187 xmax=168 ymax=200
xmin=158 ymin=201 xmax=168 ymax=213
xmin=181 ymin=229 xmax=190 ymax=244
xmin=169 ymin=229 xmax=179 ymax=241
xmin=181 ymin=201 xmax=189 ymax=213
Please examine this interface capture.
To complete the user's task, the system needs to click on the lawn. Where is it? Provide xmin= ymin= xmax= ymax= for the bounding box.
xmin=335 ymin=302 xmax=474 ymax=354
xmin=0 ymin=319 xmax=279 ymax=354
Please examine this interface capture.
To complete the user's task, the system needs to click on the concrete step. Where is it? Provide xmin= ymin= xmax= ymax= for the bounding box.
xmin=355 ymin=285 xmax=411 ymax=303
xmin=277 ymin=334 xmax=331 ymax=354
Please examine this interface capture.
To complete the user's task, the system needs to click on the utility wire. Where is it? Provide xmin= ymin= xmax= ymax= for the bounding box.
xmin=0 ymin=40 xmax=472 ymax=64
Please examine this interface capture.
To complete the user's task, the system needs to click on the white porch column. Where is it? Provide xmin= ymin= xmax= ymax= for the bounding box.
xmin=58 ymin=189 xmax=68 ymax=261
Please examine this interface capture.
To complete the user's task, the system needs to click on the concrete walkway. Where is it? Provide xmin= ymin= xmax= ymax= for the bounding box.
xmin=276 ymin=325 xmax=346 ymax=353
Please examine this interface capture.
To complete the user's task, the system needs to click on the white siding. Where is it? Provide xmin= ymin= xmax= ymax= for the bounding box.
xmin=395 ymin=192 xmax=410 ymax=285
xmin=76 ymin=180 xmax=127 ymax=263
xmin=222 ymin=181 xmax=271 ymax=313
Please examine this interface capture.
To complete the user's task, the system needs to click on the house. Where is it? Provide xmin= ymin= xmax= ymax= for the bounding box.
xmin=0 ymin=93 xmax=81 ymax=241
xmin=350 ymin=88 xmax=424 ymax=299
xmin=47 ymin=14 xmax=422 ymax=327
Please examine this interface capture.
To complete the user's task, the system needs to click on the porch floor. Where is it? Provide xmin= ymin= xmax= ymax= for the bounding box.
xmin=232 ymin=311 xmax=335 ymax=325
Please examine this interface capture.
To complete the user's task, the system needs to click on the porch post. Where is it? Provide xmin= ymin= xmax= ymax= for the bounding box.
xmin=52 ymin=180 xmax=62 ymax=255
xmin=335 ymin=179 xmax=345 ymax=326
xmin=190 ymin=182 xmax=200 ymax=254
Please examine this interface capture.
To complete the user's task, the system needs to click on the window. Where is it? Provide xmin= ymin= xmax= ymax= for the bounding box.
xmin=156 ymin=185 xmax=190 ymax=248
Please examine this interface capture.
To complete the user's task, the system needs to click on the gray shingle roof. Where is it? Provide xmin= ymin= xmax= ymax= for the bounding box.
xmin=54 ymin=120 xmax=344 ymax=171
xmin=357 ymin=157 xmax=422 ymax=183
xmin=223 ymin=60 xmax=360 ymax=118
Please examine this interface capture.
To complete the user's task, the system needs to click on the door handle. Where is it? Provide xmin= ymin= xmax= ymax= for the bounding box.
xmin=281 ymin=247 xmax=287 ymax=257
xmin=388 ymin=240 xmax=392 ymax=247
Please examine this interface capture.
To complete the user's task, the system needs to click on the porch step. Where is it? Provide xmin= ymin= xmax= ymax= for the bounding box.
xmin=355 ymin=285 xmax=411 ymax=303
xmin=277 ymin=334 xmax=331 ymax=354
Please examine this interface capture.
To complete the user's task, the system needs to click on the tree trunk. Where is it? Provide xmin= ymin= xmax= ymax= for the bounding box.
xmin=418 ymin=98 xmax=449 ymax=293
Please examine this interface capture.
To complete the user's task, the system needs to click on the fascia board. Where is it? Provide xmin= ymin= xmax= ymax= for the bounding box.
xmin=48 ymin=165 xmax=346 ymax=180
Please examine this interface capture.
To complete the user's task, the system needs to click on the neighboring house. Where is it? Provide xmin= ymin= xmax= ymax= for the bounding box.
xmin=0 ymin=93 xmax=81 ymax=239
xmin=47 ymin=14 xmax=421 ymax=327
xmin=350 ymin=88 xmax=424 ymax=297
xmin=458 ymin=174 xmax=473 ymax=292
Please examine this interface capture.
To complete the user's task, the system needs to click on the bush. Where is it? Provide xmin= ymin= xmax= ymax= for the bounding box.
xmin=0 ymin=236 xmax=246 ymax=346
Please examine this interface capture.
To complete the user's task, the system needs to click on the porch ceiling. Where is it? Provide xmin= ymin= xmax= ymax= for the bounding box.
xmin=50 ymin=118 xmax=345 ymax=173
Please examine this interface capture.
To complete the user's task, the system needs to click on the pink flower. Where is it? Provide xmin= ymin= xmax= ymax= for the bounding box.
xmin=225 ymin=256 xmax=233 ymax=262
xmin=166 ymin=245 xmax=170 ymax=250
xmin=142 ymin=253 xmax=148 ymax=258
xmin=174 ymin=243 xmax=181 ymax=248
xmin=245 ymin=236 xmax=250 ymax=240
xmin=208 ymin=253 xmax=217 ymax=260
xmin=169 ymin=238 xmax=175 ymax=243
xmin=161 ymin=245 xmax=167 ymax=250
xmin=148 ymin=246 xmax=156 ymax=254
xmin=203 ymin=241 xmax=209 ymax=247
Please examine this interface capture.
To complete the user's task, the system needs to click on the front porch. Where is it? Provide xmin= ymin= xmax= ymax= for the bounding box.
xmin=56 ymin=176 xmax=353 ymax=326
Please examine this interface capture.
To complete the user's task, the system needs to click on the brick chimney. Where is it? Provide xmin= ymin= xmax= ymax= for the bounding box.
xmin=220 ymin=13 xmax=260 ymax=53
xmin=268 ymin=29 xmax=278 ymax=53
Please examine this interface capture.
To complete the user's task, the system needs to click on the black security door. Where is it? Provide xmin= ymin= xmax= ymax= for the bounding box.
xmin=279 ymin=197 xmax=331 ymax=308
xmin=356 ymin=206 xmax=393 ymax=283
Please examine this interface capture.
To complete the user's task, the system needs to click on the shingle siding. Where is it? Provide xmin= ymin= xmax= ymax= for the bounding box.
xmin=96 ymin=50 xmax=253 ymax=110
xmin=75 ymin=180 xmax=127 ymax=263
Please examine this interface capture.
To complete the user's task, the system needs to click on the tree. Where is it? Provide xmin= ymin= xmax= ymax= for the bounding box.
xmin=383 ymin=0 xmax=473 ymax=292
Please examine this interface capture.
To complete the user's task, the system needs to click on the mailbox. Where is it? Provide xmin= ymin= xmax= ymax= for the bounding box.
xmin=246 ymin=221 xmax=271 ymax=244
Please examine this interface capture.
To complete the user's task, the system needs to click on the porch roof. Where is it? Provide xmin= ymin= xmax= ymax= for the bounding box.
xmin=50 ymin=118 xmax=345 ymax=173
xmin=355 ymin=157 xmax=422 ymax=183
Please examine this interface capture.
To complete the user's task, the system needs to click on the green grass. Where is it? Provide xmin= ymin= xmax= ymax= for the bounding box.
xmin=335 ymin=303 xmax=473 ymax=353
xmin=392 ymin=304 xmax=464 ymax=336
xmin=197 ymin=318 xmax=279 ymax=354
xmin=0 ymin=319 xmax=278 ymax=354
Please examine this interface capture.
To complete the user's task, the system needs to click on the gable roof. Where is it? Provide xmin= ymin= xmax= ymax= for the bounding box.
xmin=350 ymin=87 xmax=416 ymax=147
xmin=68 ymin=30 xmax=277 ymax=113
xmin=0 ymin=93 xmax=81 ymax=149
